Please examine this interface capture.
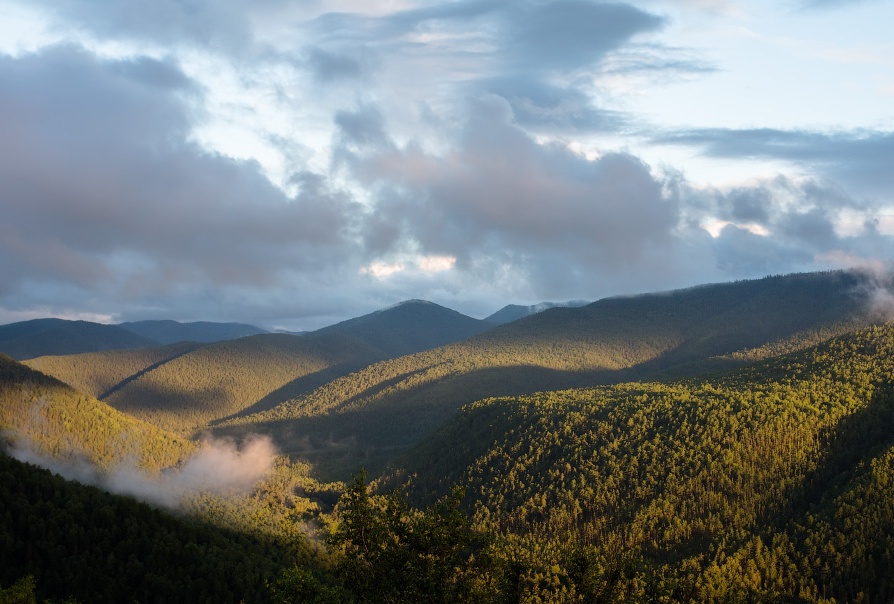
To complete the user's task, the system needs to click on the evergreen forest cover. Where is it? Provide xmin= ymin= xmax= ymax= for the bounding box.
xmin=2 ymin=271 xmax=894 ymax=603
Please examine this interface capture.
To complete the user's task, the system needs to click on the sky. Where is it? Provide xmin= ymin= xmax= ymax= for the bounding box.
xmin=0 ymin=0 xmax=891 ymax=330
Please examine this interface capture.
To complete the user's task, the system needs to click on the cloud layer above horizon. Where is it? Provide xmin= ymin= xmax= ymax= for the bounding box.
xmin=1 ymin=0 xmax=891 ymax=329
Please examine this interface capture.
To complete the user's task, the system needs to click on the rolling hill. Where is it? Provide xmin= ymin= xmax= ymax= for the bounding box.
xmin=0 ymin=353 xmax=193 ymax=471
xmin=24 ymin=341 xmax=202 ymax=400
xmin=217 ymin=271 xmax=876 ymax=478
xmin=0 ymin=318 xmax=156 ymax=360
xmin=390 ymin=323 xmax=894 ymax=602
xmin=26 ymin=300 xmax=502 ymax=436
xmin=97 ymin=332 xmax=386 ymax=434
xmin=3 ymin=270 xmax=894 ymax=602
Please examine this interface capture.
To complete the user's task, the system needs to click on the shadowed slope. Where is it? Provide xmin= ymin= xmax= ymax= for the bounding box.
xmin=219 ymin=271 xmax=875 ymax=478
xmin=312 ymin=299 xmax=494 ymax=357
xmin=484 ymin=300 xmax=589 ymax=325
xmin=119 ymin=320 xmax=268 ymax=344
xmin=0 ymin=319 xmax=157 ymax=360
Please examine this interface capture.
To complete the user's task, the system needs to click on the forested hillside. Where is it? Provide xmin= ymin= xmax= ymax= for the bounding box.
xmin=3 ymin=271 xmax=894 ymax=602
xmin=393 ymin=324 xmax=894 ymax=602
xmin=25 ymin=341 xmax=201 ymax=400
xmin=219 ymin=272 xmax=873 ymax=478
xmin=25 ymin=300 xmax=499 ymax=437
xmin=0 ymin=451 xmax=306 ymax=604
xmin=101 ymin=332 xmax=387 ymax=434
xmin=0 ymin=354 xmax=192 ymax=471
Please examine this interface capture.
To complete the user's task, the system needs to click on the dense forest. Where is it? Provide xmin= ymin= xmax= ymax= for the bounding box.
xmin=2 ymin=272 xmax=893 ymax=602
xmin=216 ymin=272 xmax=874 ymax=479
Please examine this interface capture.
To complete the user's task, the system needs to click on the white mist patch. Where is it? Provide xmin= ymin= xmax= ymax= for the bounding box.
xmin=5 ymin=434 xmax=277 ymax=510
xmin=869 ymin=286 xmax=894 ymax=321
xmin=822 ymin=253 xmax=894 ymax=322
xmin=169 ymin=435 xmax=276 ymax=494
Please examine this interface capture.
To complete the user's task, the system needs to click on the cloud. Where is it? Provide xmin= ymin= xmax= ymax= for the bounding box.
xmin=339 ymin=94 xmax=684 ymax=298
xmin=7 ymin=434 xmax=277 ymax=509
xmin=819 ymin=255 xmax=894 ymax=320
xmin=1 ymin=1 xmax=891 ymax=328
xmin=501 ymin=0 xmax=664 ymax=73
xmin=479 ymin=76 xmax=626 ymax=133
xmin=800 ymin=0 xmax=883 ymax=10
xmin=330 ymin=94 xmax=894 ymax=302
xmin=655 ymin=127 xmax=894 ymax=198
xmin=710 ymin=223 xmax=808 ymax=275
xmin=27 ymin=0 xmax=290 ymax=54
xmin=305 ymin=46 xmax=365 ymax=82
xmin=0 ymin=45 xmax=364 ymax=322
xmin=303 ymin=1 xmax=672 ymax=138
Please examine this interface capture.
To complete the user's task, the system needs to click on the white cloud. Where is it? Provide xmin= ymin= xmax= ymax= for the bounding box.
xmin=360 ymin=261 xmax=405 ymax=279
xmin=417 ymin=255 xmax=456 ymax=273
xmin=0 ymin=0 xmax=891 ymax=327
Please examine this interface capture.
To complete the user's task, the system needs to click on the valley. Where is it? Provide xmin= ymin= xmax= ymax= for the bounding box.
xmin=2 ymin=270 xmax=893 ymax=602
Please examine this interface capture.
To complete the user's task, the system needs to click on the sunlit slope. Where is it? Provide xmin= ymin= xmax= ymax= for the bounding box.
xmin=0 ymin=354 xmax=193 ymax=471
xmin=220 ymin=272 xmax=872 ymax=473
xmin=0 ymin=318 xmax=156 ymax=360
xmin=400 ymin=324 xmax=894 ymax=601
xmin=311 ymin=299 xmax=494 ymax=357
xmin=103 ymin=332 xmax=386 ymax=433
xmin=24 ymin=341 xmax=201 ymax=399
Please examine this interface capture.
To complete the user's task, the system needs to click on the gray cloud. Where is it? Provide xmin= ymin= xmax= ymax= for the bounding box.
xmin=31 ymin=0 xmax=292 ymax=54
xmin=723 ymin=186 xmax=774 ymax=224
xmin=480 ymin=76 xmax=626 ymax=133
xmin=334 ymin=105 xmax=393 ymax=151
xmin=686 ymin=174 xmax=893 ymax=281
xmin=2 ymin=2 xmax=891 ymax=328
xmin=800 ymin=0 xmax=883 ymax=9
xmin=656 ymin=128 xmax=894 ymax=199
xmin=305 ymin=1 xmax=671 ymax=137
xmin=503 ymin=0 xmax=664 ymax=73
xmin=339 ymin=95 xmax=684 ymax=298
xmin=305 ymin=46 xmax=365 ymax=82
xmin=330 ymin=94 xmax=894 ymax=303
xmin=0 ymin=45 xmax=364 ymax=322
xmin=711 ymin=224 xmax=813 ymax=276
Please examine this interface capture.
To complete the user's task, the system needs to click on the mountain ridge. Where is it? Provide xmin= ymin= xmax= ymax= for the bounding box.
xmin=0 ymin=319 xmax=157 ymax=360
xmin=118 ymin=319 xmax=269 ymax=345
xmin=485 ymin=300 xmax=590 ymax=325
xmin=312 ymin=299 xmax=493 ymax=357
xmin=216 ymin=270 xmax=878 ymax=479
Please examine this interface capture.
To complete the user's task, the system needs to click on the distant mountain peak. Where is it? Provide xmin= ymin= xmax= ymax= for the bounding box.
xmin=312 ymin=299 xmax=492 ymax=356
xmin=382 ymin=299 xmax=435 ymax=311
xmin=486 ymin=300 xmax=591 ymax=325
